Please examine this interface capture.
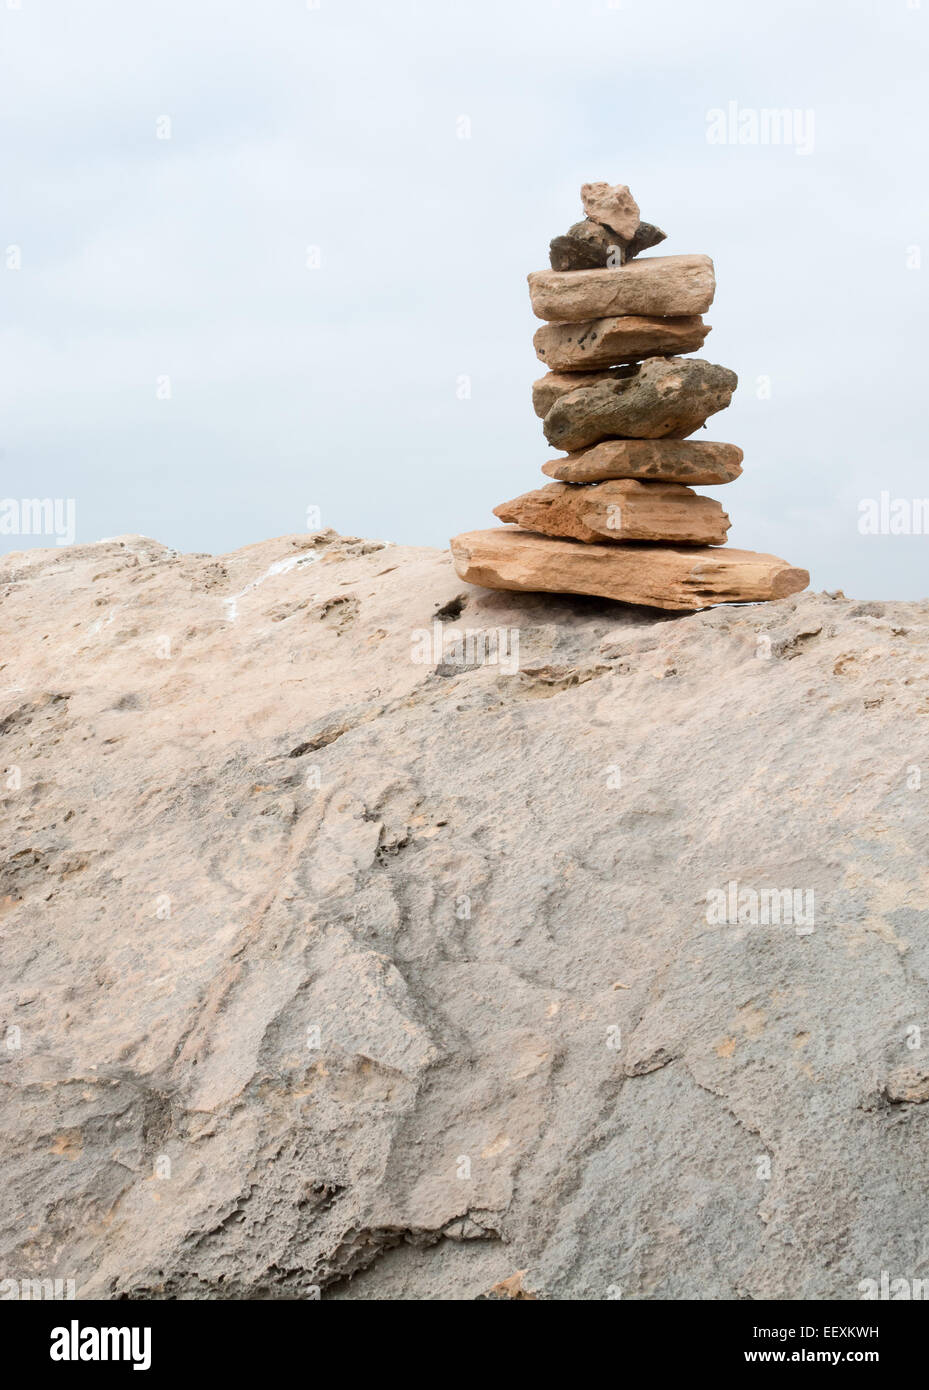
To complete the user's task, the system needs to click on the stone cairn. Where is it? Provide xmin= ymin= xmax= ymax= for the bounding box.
xmin=451 ymin=181 xmax=809 ymax=610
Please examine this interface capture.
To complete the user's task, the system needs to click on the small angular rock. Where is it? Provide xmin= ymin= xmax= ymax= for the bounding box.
xmin=580 ymin=182 xmax=640 ymax=239
xmin=493 ymin=479 xmax=731 ymax=545
xmin=626 ymin=221 xmax=667 ymax=260
xmin=534 ymin=314 xmax=710 ymax=372
xmin=542 ymin=439 xmax=744 ymax=486
xmin=450 ymin=528 xmax=810 ymax=610
xmin=529 ymin=255 xmax=716 ymax=322
xmin=543 ymin=357 xmax=738 ymax=452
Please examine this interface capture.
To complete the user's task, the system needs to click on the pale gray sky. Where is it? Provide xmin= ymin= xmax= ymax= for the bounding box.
xmin=2 ymin=0 xmax=928 ymax=598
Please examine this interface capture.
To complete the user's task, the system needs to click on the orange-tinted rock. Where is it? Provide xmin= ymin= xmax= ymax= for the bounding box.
xmin=493 ymin=480 xmax=730 ymax=545
xmin=534 ymin=314 xmax=710 ymax=372
xmin=580 ymin=181 xmax=640 ymax=239
xmin=529 ymin=255 xmax=715 ymax=322
xmin=450 ymin=528 xmax=810 ymax=611
xmin=542 ymin=439 xmax=743 ymax=486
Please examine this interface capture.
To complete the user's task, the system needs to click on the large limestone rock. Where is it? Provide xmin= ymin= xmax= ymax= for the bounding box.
xmin=580 ymin=181 xmax=640 ymax=238
xmin=451 ymin=528 xmax=807 ymax=609
xmin=4 ymin=530 xmax=929 ymax=1302
xmin=529 ymin=255 xmax=716 ymax=322
xmin=543 ymin=357 xmax=738 ymax=452
xmin=549 ymin=218 xmax=666 ymax=271
xmin=493 ymin=480 xmax=731 ymax=545
xmin=542 ymin=439 xmax=744 ymax=486
xmin=534 ymin=315 xmax=710 ymax=372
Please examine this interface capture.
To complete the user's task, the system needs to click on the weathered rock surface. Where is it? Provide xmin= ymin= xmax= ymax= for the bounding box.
xmin=6 ymin=530 xmax=928 ymax=1303
xmin=532 ymin=367 xmax=635 ymax=419
xmin=580 ymin=181 xmax=640 ymax=238
xmin=452 ymin=528 xmax=806 ymax=608
xmin=542 ymin=440 xmax=744 ymax=486
xmin=493 ymin=480 xmax=731 ymax=545
xmin=549 ymin=219 xmax=625 ymax=272
xmin=529 ymin=255 xmax=716 ymax=322
xmin=884 ymin=1067 xmax=929 ymax=1105
xmin=543 ymin=357 xmax=738 ymax=452
xmin=534 ymin=315 xmax=710 ymax=372
xmin=548 ymin=218 xmax=666 ymax=272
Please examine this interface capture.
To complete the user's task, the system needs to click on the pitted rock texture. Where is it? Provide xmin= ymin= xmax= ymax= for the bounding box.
xmin=1 ymin=530 xmax=928 ymax=1301
xmin=543 ymin=357 xmax=738 ymax=452
xmin=532 ymin=366 xmax=637 ymax=420
xmin=541 ymin=439 xmax=744 ymax=486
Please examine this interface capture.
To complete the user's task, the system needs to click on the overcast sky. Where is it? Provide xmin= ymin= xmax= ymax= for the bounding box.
xmin=2 ymin=0 xmax=927 ymax=598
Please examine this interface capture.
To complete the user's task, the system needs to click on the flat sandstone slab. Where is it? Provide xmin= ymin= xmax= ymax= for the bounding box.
xmin=542 ymin=439 xmax=743 ymax=485
xmin=493 ymin=479 xmax=730 ymax=545
xmin=534 ymin=314 xmax=710 ymax=372
xmin=543 ymin=357 xmax=737 ymax=452
xmin=529 ymin=255 xmax=716 ymax=322
xmin=450 ymin=528 xmax=809 ymax=611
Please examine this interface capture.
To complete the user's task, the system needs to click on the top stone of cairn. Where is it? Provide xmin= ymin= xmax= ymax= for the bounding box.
xmin=580 ymin=182 xmax=641 ymax=239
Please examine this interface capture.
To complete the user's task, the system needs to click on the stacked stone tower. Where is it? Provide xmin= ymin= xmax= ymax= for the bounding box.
xmin=451 ymin=181 xmax=808 ymax=610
